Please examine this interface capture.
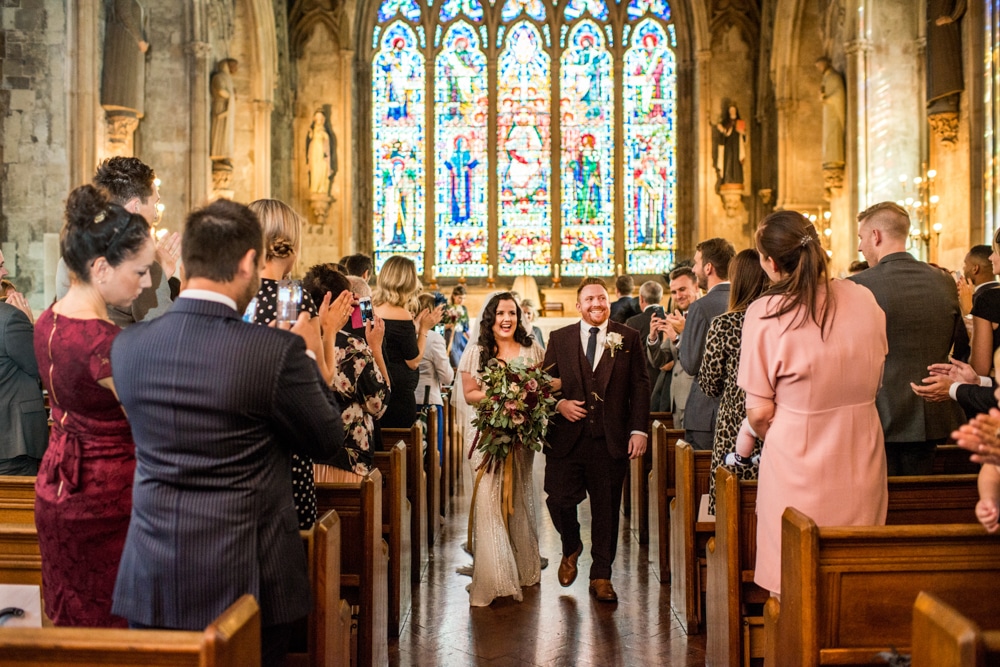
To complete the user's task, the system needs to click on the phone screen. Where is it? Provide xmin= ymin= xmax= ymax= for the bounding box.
xmin=359 ymin=297 xmax=374 ymax=323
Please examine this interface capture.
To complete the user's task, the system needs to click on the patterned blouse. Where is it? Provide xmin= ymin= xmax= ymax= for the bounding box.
xmin=319 ymin=331 xmax=391 ymax=475
xmin=251 ymin=277 xmax=319 ymax=529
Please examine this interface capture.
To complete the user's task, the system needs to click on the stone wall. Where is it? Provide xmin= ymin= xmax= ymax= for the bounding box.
xmin=1 ymin=0 xmax=70 ymax=306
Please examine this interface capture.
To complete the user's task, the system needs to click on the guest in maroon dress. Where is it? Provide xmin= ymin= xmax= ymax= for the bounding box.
xmin=33 ymin=184 xmax=155 ymax=627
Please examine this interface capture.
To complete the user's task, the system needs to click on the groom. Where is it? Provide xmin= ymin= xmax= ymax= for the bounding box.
xmin=543 ymin=278 xmax=650 ymax=602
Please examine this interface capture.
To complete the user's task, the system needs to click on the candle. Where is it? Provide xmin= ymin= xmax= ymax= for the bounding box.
xmin=460 ymin=267 xmax=466 ymax=278
xmin=488 ymin=264 xmax=494 ymax=280
xmin=616 ymin=263 xmax=622 ymax=277
xmin=431 ymin=265 xmax=437 ymax=280
xmin=554 ymin=264 xmax=560 ymax=279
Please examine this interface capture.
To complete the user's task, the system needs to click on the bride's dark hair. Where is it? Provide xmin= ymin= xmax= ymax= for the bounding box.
xmin=477 ymin=292 xmax=533 ymax=370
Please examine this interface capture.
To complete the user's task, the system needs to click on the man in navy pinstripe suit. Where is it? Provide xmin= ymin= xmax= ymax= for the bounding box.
xmin=111 ymin=200 xmax=345 ymax=666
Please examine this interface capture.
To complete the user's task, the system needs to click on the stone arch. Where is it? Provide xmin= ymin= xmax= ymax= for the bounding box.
xmin=243 ymin=0 xmax=278 ymax=199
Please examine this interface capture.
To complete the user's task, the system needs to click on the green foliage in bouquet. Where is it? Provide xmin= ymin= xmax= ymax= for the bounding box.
xmin=470 ymin=357 xmax=557 ymax=472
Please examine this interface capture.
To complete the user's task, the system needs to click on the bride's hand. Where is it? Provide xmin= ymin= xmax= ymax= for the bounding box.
xmin=549 ymin=377 xmax=562 ymax=392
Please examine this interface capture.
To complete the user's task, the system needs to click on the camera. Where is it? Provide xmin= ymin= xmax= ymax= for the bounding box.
xmin=358 ymin=296 xmax=374 ymax=324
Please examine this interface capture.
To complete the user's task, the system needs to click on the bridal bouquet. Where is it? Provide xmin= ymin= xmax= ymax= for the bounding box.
xmin=470 ymin=358 xmax=557 ymax=472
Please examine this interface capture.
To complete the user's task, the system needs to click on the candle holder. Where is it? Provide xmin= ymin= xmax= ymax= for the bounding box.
xmin=486 ymin=275 xmax=496 ymax=288
xmin=458 ymin=272 xmax=467 ymax=286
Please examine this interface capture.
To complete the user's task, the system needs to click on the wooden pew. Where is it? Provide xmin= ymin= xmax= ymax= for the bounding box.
xmin=315 ymin=471 xmax=389 ymax=667
xmin=425 ymin=407 xmax=441 ymax=548
xmin=0 ymin=522 xmax=41 ymax=587
xmin=626 ymin=411 xmax=672 ymax=543
xmin=382 ymin=423 xmax=428 ymax=584
xmin=668 ymin=440 xmax=713 ymax=634
xmin=707 ymin=470 xmax=981 ymax=667
xmin=931 ymin=444 xmax=981 ymax=475
xmin=911 ymin=591 xmax=1000 ymax=667
xmin=371 ymin=442 xmax=411 ymax=638
xmin=766 ymin=508 xmax=1000 ymax=667
xmin=0 ymin=475 xmax=36 ymax=524
xmin=648 ymin=423 xmax=685 ymax=582
xmin=0 ymin=594 xmax=261 ymax=667
xmin=441 ymin=391 xmax=453 ymax=515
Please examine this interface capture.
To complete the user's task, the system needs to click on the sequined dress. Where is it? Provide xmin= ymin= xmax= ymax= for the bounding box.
xmin=460 ymin=343 xmax=544 ymax=607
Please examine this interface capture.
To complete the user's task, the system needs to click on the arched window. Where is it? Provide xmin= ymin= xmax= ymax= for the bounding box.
xmin=371 ymin=0 xmax=677 ymax=277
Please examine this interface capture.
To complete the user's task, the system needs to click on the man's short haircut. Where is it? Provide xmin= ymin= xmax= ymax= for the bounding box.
xmin=669 ymin=266 xmax=697 ymax=284
xmin=695 ymin=237 xmax=736 ymax=279
xmin=968 ymin=245 xmax=993 ymax=271
xmin=182 ymin=200 xmax=263 ymax=282
xmin=639 ymin=280 xmax=663 ymax=305
xmin=344 ymin=253 xmax=374 ymax=278
xmin=93 ymin=157 xmax=156 ymax=206
xmin=615 ymin=275 xmax=634 ymax=296
xmin=857 ymin=201 xmax=911 ymax=240
xmin=848 ymin=259 xmax=870 ymax=274
xmin=576 ymin=276 xmax=608 ymax=297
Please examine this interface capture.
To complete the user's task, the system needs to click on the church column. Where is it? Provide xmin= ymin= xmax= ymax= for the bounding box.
xmin=695 ymin=48 xmax=712 ymax=244
xmin=68 ymin=0 xmax=99 ymax=187
xmin=253 ymin=99 xmax=273 ymax=200
xmin=354 ymin=55 xmax=373 ymax=255
xmin=338 ymin=50 xmax=355 ymax=256
xmin=844 ymin=36 xmax=871 ymax=254
xmin=187 ymin=40 xmax=212 ymax=207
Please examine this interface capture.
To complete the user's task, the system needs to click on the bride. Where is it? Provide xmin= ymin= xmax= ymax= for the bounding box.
xmin=458 ymin=292 xmax=554 ymax=606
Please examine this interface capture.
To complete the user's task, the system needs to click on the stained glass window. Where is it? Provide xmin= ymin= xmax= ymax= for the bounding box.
xmin=623 ymin=19 xmax=677 ymax=274
xmin=560 ymin=21 xmax=614 ymax=277
xmin=434 ymin=22 xmax=490 ymax=276
xmin=372 ymin=22 xmax=426 ymax=271
xmin=497 ymin=22 xmax=552 ymax=276
xmin=371 ymin=0 xmax=678 ymax=278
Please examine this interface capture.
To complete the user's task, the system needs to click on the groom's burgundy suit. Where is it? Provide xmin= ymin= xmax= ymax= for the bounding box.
xmin=542 ymin=320 xmax=650 ymax=581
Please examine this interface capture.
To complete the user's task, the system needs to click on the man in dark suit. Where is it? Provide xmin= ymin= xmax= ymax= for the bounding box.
xmin=609 ymin=274 xmax=641 ymax=323
xmin=673 ymin=237 xmax=734 ymax=450
xmin=543 ymin=278 xmax=650 ymax=602
xmin=0 ymin=268 xmax=46 ymax=475
xmin=111 ymin=200 xmax=346 ymax=665
xmin=850 ymin=201 xmax=966 ymax=475
xmin=625 ymin=279 xmax=665 ymax=396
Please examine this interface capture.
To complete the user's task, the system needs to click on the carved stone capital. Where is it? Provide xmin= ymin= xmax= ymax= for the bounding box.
xmin=719 ymin=184 xmax=745 ymax=218
xmin=823 ymin=165 xmax=845 ymax=200
xmin=758 ymin=188 xmax=773 ymax=205
xmin=212 ymin=160 xmax=234 ymax=199
xmin=103 ymin=109 xmax=140 ymax=157
xmin=928 ymin=111 xmax=960 ymax=146
xmin=186 ymin=41 xmax=213 ymax=59
xmin=309 ymin=193 xmax=333 ymax=225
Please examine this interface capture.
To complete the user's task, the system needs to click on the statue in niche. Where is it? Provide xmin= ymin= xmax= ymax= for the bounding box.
xmin=714 ymin=103 xmax=746 ymax=191
xmin=210 ymin=59 xmax=238 ymax=164
xmin=815 ymin=57 xmax=846 ymax=169
xmin=306 ymin=109 xmax=337 ymax=196
xmin=926 ymin=0 xmax=966 ymax=143
xmin=101 ymin=0 xmax=149 ymax=116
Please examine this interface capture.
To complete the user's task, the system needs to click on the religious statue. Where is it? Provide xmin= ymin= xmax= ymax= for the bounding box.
xmin=816 ymin=57 xmax=846 ymax=169
xmin=210 ymin=59 xmax=238 ymax=164
xmin=926 ymin=0 xmax=966 ymax=143
xmin=306 ymin=109 xmax=337 ymax=196
xmin=714 ymin=104 xmax=746 ymax=190
xmin=101 ymin=0 xmax=148 ymax=157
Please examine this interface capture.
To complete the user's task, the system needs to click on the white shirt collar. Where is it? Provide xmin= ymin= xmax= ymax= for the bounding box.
xmin=178 ymin=289 xmax=238 ymax=312
xmin=579 ymin=319 xmax=609 ymax=335
xmin=975 ymin=280 xmax=999 ymax=294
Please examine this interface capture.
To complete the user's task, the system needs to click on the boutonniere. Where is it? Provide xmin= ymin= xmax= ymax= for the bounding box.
xmin=605 ymin=332 xmax=624 ymax=358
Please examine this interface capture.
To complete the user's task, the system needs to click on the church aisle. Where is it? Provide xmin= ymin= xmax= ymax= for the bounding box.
xmin=389 ymin=456 xmax=707 ymax=666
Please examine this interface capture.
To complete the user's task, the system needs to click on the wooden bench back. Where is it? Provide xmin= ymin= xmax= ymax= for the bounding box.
xmin=382 ymin=423 xmax=427 ymax=583
xmin=371 ymin=442 xmax=411 ymax=637
xmin=912 ymin=591 xmax=1000 ymax=667
xmin=668 ymin=440 xmax=713 ymax=634
xmin=0 ymin=475 xmax=36 ymax=524
xmin=0 ymin=522 xmax=42 ymax=587
xmin=931 ymin=445 xmax=980 ymax=475
xmin=0 ymin=594 xmax=261 ymax=667
xmin=424 ymin=408 xmax=441 ymax=548
xmin=626 ymin=411 xmax=674 ymax=544
xmin=774 ymin=508 xmax=1000 ymax=666
xmin=314 ymin=471 xmax=388 ymax=667
xmin=649 ymin=422 xmax=684 ymax=579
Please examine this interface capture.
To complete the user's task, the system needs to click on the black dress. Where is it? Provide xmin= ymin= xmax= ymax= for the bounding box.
xmin=378 ymin=318 xmax=420 ymax=429
xmin=252 ymin=277 xmax=319 ymax=529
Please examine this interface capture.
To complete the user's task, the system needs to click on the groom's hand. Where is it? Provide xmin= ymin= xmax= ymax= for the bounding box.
xmin=557 ymin=399 xmax=587 ymax=422
xmin=628 ymin=433 xmax=648 ymax=459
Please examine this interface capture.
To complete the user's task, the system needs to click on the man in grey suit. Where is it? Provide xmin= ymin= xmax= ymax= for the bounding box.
xmin=0 ymin=258 xmax=46 ymax=475
xmin=646 ymin=267 xmax=700 ymax=423
xmin=849 ymin=201 xmax=966 ymax=475
xmin=111 ymin=200 xmax=345 ymax=665
xmin=671 ymin=238 xmax=734 ymax=450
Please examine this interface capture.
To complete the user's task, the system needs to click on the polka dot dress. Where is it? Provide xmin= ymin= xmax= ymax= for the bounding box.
xmin=252 ymin=278 xmax=320 ymax=530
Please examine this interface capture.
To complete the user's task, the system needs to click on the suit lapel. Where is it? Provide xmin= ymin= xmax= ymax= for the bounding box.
xmin=592 ymin=323 xmax=618 ymax=392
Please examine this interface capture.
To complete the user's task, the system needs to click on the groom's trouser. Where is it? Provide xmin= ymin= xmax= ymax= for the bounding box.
xmin=544 ymin=435 xmax=629 ymax=581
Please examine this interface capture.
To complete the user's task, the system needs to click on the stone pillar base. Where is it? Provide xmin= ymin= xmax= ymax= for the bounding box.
xmin=212 ymin=160 xmax=234 ymax=200
xmin=309 ymin=193 xmax=333 ymax=225
xmin=718 ymin=184 xmax=746 ymax=218
xmin=103 ymin=108 xmax=140 ymax=158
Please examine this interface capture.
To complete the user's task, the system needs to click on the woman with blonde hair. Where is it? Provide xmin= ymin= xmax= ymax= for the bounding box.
xmin=374 ymin=255 xmax=441 ymax=429
xmin=246 ymin=198 xmax=349 ymax=528
xmin=738 ymin=210 xmax=888 ymax=596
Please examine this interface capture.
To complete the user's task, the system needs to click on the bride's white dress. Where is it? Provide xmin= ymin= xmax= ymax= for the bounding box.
xmin=460 ymin=343 xmax=544 ymax=607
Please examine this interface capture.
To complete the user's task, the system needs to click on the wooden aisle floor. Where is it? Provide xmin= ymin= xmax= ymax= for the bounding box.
xmin=389 ymin=455 xmax=707 ymax=666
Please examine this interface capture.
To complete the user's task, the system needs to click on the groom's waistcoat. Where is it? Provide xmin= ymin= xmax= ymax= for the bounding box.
xmin=578 ymin=343 xmax=606 ymax=442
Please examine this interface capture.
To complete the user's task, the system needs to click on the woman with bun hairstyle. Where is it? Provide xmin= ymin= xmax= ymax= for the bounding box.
xmin=737 ymin=210 xmax=888 ymax=597
xmin=33 ymin=184 xmax=156 ymax=626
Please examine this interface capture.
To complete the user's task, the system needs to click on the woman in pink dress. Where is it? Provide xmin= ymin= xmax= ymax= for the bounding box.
xmin=33 ymin=184 xmax=155 ymax=626
xmin=738 ymin=210 xmax=888 ymax=596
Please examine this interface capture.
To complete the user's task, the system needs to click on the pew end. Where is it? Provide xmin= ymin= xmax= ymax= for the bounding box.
xmin=912 ymin=591 xmax=1000 ymax=667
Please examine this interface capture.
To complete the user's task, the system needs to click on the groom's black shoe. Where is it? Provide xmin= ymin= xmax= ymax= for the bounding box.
xmin=589 ymin=579 xmax=618 ymax=602
xmin=558 ymin=544 xmax=583 ymax=587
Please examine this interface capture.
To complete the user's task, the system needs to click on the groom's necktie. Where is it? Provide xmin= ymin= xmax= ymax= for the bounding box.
xmin=586 ymin=326 xmax=599 ymax=369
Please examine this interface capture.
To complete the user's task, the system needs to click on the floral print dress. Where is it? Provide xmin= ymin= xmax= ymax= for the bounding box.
xmin=318 ymin=331 xmax=390 ymax=475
